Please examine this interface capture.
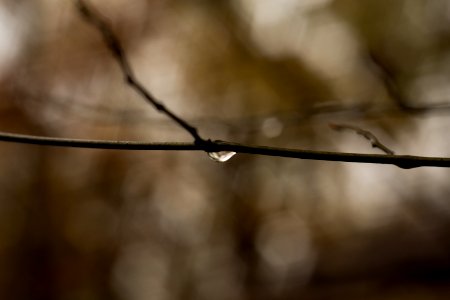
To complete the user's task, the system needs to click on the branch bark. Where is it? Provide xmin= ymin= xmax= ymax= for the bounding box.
xmin=1 ymin=131 xmax=449 ymax=169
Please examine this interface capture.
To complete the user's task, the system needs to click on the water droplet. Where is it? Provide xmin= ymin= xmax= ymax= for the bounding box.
xmin=207 ymin=151 xmax=236 ymax=162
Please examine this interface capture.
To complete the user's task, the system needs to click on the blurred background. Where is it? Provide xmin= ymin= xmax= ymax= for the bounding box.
xmin=1 ymin=0 xmax=450 ymax=299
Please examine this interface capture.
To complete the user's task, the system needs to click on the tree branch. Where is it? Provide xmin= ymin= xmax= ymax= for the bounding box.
xmin=1 ymin=131 xmax=450 ymax=169
xmin=367 ymin=50 xmax=450 ymax=113
xmin=329 ymin=123 xmax=395 ymax=155
xmin=75 ymin=0 xmax=205 ymax=143
xmin=18 ymin=1 xmax=437 ymax=169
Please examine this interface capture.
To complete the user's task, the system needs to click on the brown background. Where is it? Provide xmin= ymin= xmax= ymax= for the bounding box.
xmin=1 ymin=0 xmax=450 ymax=299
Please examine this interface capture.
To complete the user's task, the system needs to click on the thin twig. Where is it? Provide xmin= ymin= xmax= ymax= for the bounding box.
xmin=14 ymin=84 xmax=450 ymax=129
xmin=367 ymin=50 xmax=450 ymax=113
xmin=329 ymin=123 xmax=395 ymax=155
xmin=0 ymin=131 xmax=197 ymax=150
xmin=75 ymin=0 xmax=205 ymax=143
xmin=1 ymin=131 xmax=450 ymax=169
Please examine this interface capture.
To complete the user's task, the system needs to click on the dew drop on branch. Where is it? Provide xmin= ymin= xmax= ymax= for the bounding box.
xmin=207 ymin=151 xmax=236 ymax=162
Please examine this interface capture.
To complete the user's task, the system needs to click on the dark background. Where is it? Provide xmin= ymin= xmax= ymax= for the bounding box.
xmin=1 ymin=0 xmax=450 ymax=299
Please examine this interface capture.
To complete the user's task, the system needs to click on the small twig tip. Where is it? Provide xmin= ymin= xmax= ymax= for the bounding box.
xmin=330 ymin=122 xmax=395 ymax=155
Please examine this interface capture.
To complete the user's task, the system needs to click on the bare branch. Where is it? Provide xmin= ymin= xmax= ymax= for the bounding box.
xmin=23 ymin=1 xmax=439 ymax=169
xmin=1 ymin=131 xmax=450 ymax=169
xmin=75 ymin=0 xmax=205 ymax=143
xmin=367 ymin=50 xmax=450 ymax=113
xmin=329 ymin=123 xmax=395 ymax=155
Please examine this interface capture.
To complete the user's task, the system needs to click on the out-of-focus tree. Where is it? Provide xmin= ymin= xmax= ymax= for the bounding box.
xmin=1 ymin=1 xmax=450 ymax=299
